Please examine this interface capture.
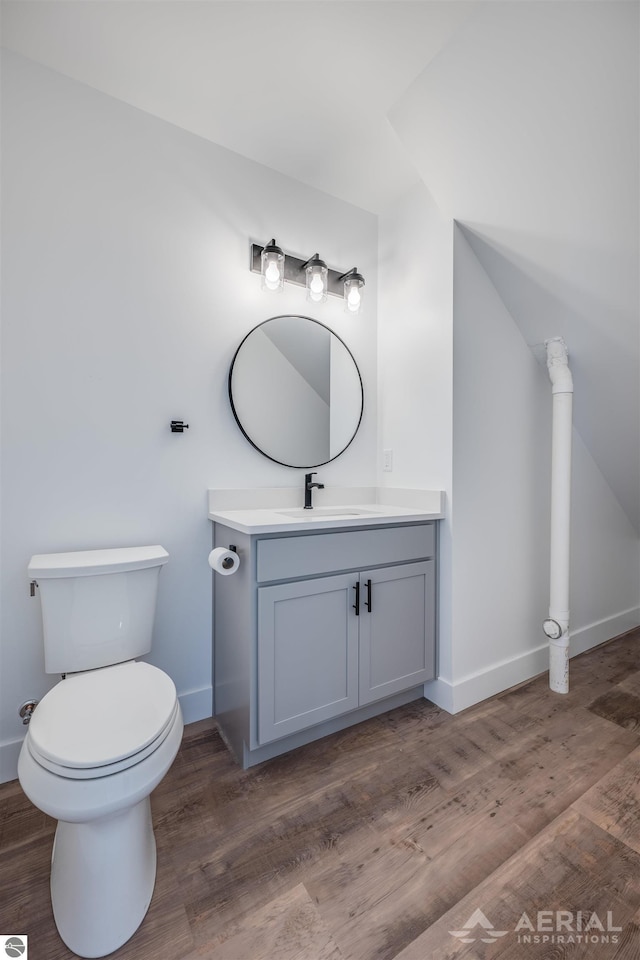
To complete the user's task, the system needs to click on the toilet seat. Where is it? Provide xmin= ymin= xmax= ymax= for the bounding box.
xmin=27 ymin=661 xmax=178 ymax=780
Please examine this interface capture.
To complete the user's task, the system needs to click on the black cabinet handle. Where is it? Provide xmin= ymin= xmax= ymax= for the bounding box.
xmin=353 ymin=582 xmax=360 ymax=616
xmin=365 ymin=579 xmax=372 ymax=613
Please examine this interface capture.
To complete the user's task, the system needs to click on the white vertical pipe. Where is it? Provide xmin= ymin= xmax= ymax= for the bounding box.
xmin=545 ymin=338 xmax=573 ymax=694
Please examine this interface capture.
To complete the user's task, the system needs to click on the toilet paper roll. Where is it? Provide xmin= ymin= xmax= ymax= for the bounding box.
xmin=208 ymin=547 xmax=240 ymax=576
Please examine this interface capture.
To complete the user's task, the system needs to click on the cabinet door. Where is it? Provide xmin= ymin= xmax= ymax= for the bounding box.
xmin=359 ymin=561 xmax=435 ymax=705
xmin=258 ymin=573 xmax=359 ymax=744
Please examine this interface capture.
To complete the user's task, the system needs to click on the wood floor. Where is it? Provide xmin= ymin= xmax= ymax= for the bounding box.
xmin=3 ymin=630 xmax=640 ymax=959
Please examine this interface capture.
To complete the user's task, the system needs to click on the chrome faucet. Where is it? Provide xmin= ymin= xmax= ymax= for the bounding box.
xmin=304 ymin=472 xmax=324 ymax=509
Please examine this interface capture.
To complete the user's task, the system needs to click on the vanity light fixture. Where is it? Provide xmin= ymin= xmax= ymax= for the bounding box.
xmin=340 ymin=268 xmax=365 ymax=315
xmin=250 ymin=240 xmax=366 ymax=314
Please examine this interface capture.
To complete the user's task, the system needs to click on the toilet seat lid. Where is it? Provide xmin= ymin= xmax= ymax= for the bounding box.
xmin=28 ymin=661 xmax=178 ymax=770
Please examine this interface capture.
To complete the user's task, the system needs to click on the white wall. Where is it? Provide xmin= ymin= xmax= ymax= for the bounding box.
xmin=570 ymin=431 xmax=640 ymax=645
xmin=445 ymin=226 xmax=552 ymax=708
xmin=390 ymin=0 xmax=640 ymax=533
xmin=377 ymin=180 xmax=454 ymax=679
xmin=381 ymin=166 xmax=634 ymax=711
xmin=0 ymin=51 xmax=378 ymax=781
xmin=381 ymin=1 xmax=640 ymax=711
xmin=437 ymin=226 xmax=639 ymax=712
xmin=378 ymin=198 xmax=639 ymax=715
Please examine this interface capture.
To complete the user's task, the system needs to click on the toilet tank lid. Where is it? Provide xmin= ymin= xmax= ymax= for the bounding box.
xmin=28 ymin=545 xmax=169 ymax=579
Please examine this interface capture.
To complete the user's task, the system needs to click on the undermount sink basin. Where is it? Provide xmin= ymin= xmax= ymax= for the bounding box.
xmin=277 ymin=507 xmax=375 ymax=520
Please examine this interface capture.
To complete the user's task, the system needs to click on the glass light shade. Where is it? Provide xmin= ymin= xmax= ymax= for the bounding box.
xmin=305 ymin=257 xmax=328 ymax=304
xmin=343 ymin=272 xmax=365 ymax=315
xmin=261 ymin=241 xmax=284 ymax=292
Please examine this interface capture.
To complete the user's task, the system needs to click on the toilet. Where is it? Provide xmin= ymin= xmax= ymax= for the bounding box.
xmin=18 ymin=545 xmax=184 ymax=959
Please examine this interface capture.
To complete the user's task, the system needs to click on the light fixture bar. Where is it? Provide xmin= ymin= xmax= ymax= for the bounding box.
xmin=250 ymin=242 xmax=358 ymax=299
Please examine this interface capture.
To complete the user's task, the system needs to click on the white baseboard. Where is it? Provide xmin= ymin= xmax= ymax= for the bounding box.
xmin=0 ymin=738 xmax=24 ymax=785
xmin=425 ymin=644 xmax=550 ymax=714
xmin=570 ymin=606 xmax=640 ymax=658
xmin=179 ymin=685 xmax=213 ymax=725
xmin=425 ymin=607 xmax=640 ymax=715
xmin=0 ymin=685 xmax=214 ymax=785
xmin=3 ymin=609 xmax=637 ymax=783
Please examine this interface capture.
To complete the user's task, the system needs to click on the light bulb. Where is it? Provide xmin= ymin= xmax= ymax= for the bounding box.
xmin=310 ymin=273 xmax=324 ymax=295
xmin=260 ymin=240 xmax=284 ymax=293
xmin=264 ymin=260 xmax=281 ymax=290
xmin=346 ymin=286 xmax=361 ymax=311
xmin=305 ymin=258 xmax=328 ymax=303
xmin=343 ymin=271 xmax=364 ymax=315
xmin=308 ymin=272 xmax=325 ymax=302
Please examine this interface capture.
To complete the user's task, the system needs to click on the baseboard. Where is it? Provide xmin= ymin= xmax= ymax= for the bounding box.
xmin=0 ymin=738 xmax=23 ymax=785
xmin=570 ymin=606 xmax=640 ymax=658
xmin=424 ymin=643 xmax=550 ymax=714
xmin=0 ymin=685 xmax=214 ymax=785
xmin=3 ymin=610 xmax=636 ymax=783
xmin=178 ymin=685 xmax=213 ymax=725
xmin=424 ymin=606 xmax=640 ymax=715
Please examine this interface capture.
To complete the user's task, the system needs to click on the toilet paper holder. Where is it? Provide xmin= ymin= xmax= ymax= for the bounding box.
xmin=209 ymin=545 xmax=241 ymax=575
xmin=222 ymin=545 xmax=237 ymax=570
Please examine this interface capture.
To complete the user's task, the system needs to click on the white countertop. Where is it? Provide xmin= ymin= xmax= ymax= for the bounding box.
xmin=208 ymin=487 xmax=444 ymax=534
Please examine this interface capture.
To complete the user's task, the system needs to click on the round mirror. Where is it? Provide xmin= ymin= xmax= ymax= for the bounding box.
xmin=229 ymin=315 xmax=363 ymax=468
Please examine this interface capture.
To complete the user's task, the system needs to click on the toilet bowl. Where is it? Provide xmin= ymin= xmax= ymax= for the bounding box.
xmin=18 ymin=546 xmax=184 ymax=959
xmin=18 ymin=661 xmax=184 ymax=959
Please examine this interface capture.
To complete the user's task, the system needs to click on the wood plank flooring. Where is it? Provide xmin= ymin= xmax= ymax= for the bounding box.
xmin=2 ymin=629 xmax=640 ymax=959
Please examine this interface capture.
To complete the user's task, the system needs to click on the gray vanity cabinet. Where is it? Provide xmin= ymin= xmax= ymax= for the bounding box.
xmin=358 ymin=560 xmax=435 ymax=705
xmin=213 ymin=520 xmax=437 ymax=768
xmin=257 ymin=573 xmax=359 ymax=743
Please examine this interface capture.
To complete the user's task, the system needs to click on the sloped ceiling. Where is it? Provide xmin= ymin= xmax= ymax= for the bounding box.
xmin=2 ymin=0 xmax=638 ymax=530
xmin=0 ymin=0 xmax=472 ymax=213
xmin=390 ymin=1 xmax=640 ymax=531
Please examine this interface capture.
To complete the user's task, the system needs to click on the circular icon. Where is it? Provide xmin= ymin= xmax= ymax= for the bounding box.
xmin=5 ymin=938 xmax=26 ymax=958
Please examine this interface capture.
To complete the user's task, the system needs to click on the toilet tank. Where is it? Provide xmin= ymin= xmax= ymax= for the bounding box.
xmin=28 ymin=546 xmax=169 ymax=674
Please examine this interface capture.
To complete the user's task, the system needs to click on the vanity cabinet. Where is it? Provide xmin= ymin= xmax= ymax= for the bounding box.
xmin=257 ymin=573 xmax=359 ymax=743
xmin=358 ymin=561 xmax=434 ymax=704
xmin=213 ymin=521 xmax=437 ymax=768
xmin=257 ymin=561 xmax=434 ymax=744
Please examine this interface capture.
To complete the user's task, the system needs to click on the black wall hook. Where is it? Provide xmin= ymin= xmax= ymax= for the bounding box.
xmin=170 ymin=420 xmax=189 ymax=433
